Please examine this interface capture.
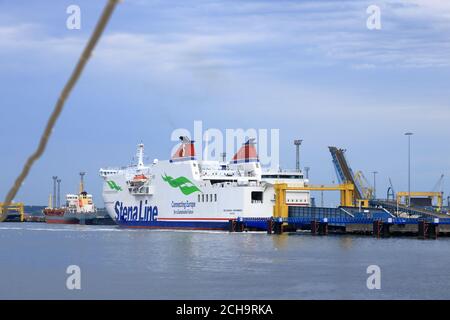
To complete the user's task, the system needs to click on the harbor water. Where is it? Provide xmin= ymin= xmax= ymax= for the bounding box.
xmin=1 ymin=222 xmax=450 ymax=300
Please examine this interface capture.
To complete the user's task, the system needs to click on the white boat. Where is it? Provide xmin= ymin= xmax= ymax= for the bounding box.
xmin=99 ymin=138 xmax=310 ymax=230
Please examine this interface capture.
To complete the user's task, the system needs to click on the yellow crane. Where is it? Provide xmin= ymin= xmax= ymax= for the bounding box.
xmin=354 ymin=171 xmax=374 ymax=200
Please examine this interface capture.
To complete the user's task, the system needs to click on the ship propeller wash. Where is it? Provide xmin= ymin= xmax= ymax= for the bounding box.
xmin=99 ymin=138 xmax=310 ymax=230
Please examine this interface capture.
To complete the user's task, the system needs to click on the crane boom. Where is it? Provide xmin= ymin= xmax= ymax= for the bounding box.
xmin=431 ymin=174 xmax=444 ymax=193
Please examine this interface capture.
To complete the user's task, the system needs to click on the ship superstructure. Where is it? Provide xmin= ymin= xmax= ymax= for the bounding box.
xmin=100 ymin=138 xmax=310 ymax=230
xmin=44 ymin=173 xmax=97 ymax=224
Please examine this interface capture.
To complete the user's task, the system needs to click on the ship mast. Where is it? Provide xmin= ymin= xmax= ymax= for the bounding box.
xmin=57 ymin=178 xmax=61 ymax=208
xmin=137 ymin=143 xmax=144 ymax=169
xmin=48 ymin=194 xmax=53 ymax=209
xmin=79 ymin=172 xmax=86 ymax=194
xmin=52 ymin=176 xmax=58 ymax=208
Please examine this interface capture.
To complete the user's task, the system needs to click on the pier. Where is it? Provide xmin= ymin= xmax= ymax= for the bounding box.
xmin=228 ymin=146 xmax=450 ymax=239
xmin=229 ymin=178 xmax=450 ymax=239
xmin=229 ymin=215 xmax=450 ymax=239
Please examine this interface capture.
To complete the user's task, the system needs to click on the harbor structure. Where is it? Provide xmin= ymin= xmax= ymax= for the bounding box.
xmin=99 ymin=138 xmax=450 ymax=237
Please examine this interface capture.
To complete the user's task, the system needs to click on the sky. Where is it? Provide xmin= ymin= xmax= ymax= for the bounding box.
xmin=1 ymin=0 xmax=450 ymax=206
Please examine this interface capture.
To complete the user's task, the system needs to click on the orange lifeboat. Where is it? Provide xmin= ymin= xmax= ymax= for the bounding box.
xmin=133 ymin=174 xmax=148 ymax=182
xmin=128 ymin=174 xmax=148 ymax=187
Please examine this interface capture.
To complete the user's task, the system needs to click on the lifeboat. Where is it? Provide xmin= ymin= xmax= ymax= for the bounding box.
xmin=128 ymin=174 xmax=149 ymax=188
xmin=133 ymin=174 xmax=148 ymax=182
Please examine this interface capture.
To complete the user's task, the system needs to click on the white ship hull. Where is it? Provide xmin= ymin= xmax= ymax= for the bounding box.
xmin=101 ymin=141 xmax=310 ymax=230
xmin=103 ymin=162 xmax=276 ymax=229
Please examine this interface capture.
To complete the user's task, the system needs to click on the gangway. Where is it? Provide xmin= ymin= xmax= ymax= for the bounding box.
xmin=329 ymin=147 xmax=370 ymax=205
xmin=395 ymin=175 xmax=445 ymax=210
xmin=273 ymin=183 xmax=356 ymax=218
xmin=371 ymin=199 xmax=448 ymax=219
xmin=396 ymin=192 xmax=443 ymax=210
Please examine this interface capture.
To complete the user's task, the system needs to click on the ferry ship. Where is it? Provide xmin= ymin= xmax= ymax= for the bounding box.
xmin=44 ymin=173 xmax=97 ymax=224
xmin=99 ymin=137 xmax=310 ymax=230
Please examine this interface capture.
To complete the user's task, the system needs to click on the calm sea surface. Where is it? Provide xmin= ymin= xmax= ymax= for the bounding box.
xmin=0 ymin=222 xmax=449 ymax=300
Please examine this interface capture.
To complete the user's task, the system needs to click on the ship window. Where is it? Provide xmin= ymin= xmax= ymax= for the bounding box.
xmin=215 ymin=194 xmax=217 ymax=202
xmin=202 ymin=194 xmax=204 ymax=202
xmin=198 ymin=194 xmax=201 ymax=202
xmin=251 ymin=191 xmax=263 ymax=203
xmin=206 ymin=194 xmax=209 ymax=202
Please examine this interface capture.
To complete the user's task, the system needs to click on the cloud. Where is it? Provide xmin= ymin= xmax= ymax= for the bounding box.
xmin=1 ymin=0 xmax=450 ymax=74
xmin=0 ymin=24 xmax=83 ymax=71
xmin=96 ymin=31 xmax=272 ymax=72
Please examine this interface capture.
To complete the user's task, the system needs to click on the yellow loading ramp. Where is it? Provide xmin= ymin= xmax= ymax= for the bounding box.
xmin=0 ymin=202 xmax=25 ymax=222
xmin=396 ymin=192 xmax=443 ymax=210
xmin=273 ymin=183 xmax=357 ymax=219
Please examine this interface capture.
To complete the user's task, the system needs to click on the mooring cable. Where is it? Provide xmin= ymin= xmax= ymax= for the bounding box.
xmin=0 ymin=0 xmax=120 ymax=222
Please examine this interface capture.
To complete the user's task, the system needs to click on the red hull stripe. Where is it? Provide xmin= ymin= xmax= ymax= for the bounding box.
xmin=119 ymin=225 xmax=224 ymax=231
xmin=45 ymin=220 xmax=78 ymax=224
xmin=157 ymin=217 xmax=236 ymax=221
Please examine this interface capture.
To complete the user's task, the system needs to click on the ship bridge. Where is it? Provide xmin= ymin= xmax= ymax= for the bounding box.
xmin=198 ymin=160 xmax=261 ymax=186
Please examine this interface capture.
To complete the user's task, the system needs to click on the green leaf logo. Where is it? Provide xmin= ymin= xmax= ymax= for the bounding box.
xmin=107 ymin=180 xmax=122 ymax=191
xmin=162 ymin=174 xmax=201 ymax=195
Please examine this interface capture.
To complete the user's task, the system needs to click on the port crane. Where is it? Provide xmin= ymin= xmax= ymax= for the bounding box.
xmin=272 ymin=147 xmax=369 ymax=218
xmin=387 ymin=177 xmax=396 ymax=201
xmin=354 ymin=170 xmax=374 ymax=200
xmin=432 ymin=174 xmax=445 ymax=194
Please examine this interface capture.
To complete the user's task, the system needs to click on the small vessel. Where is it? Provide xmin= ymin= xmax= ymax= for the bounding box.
xmin=44 ymin=173 xmax=97 ymax=224
xmin=100 ymin=138 xmax=311 ymax=230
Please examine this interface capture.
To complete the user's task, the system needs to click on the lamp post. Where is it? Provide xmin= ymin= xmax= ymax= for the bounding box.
xmin=304 ymin=167 xmax=310 ymax=179
xmin=405 ymin=132 xmax=414 ymax=207
xmin=294 ymin=140 xmax=303 ymax=172
xmin=372 ymin=171 xmax=378 ymax=200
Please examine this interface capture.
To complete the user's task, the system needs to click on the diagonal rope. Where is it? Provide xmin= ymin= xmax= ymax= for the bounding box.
xmin=0 ymin=0 xmax=120 ymax=222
